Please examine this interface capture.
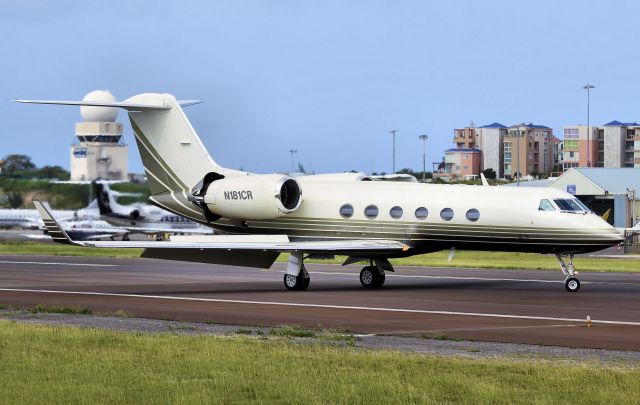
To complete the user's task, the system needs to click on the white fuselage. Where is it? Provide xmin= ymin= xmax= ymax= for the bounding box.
xmin=203 ymin=175 xmax=622 ymax=255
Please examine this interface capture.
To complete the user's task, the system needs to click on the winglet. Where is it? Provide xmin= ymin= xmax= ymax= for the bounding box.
xmin=33 ymin=200 xmax=79 ymax=246
xmin=480 ymin=173 xmax=489 ymax=187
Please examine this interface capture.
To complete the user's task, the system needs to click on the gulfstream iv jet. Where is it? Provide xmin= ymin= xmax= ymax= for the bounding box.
xmin=17 ymin=93 xmax=623 ymax=292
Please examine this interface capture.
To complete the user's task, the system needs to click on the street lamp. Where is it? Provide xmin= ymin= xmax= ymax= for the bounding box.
xmin=516 ymin=129 xmax=521 ymax=187
xmin=289 ymin=149 xmax=298 ymax=173
xmin=418 ymin=134 xmax=428 ymax=182
xmin=583 ymin=83 xmax=595 ymax=167
xmin=389 ymin=129 xmax=398 ymax=173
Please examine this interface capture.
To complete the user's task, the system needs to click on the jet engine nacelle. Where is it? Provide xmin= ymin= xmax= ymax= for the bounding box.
xmin=203 ymin=174 xmax=302 ymax=220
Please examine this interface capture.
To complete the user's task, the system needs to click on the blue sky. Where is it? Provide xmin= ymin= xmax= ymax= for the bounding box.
xmin=1 ymin=1 xmax=639 ymax=174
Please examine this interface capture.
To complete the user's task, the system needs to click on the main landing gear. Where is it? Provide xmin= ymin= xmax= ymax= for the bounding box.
xmin=284 ymin=252 xmax=310 ymax=291
xmin=359 ymin=266 xmax=385 ymax=288
xmin=357 ymin=258 xmax=394 ymax=289
xmin=556 ymin=253 xmax=580 ymax=292
xmin=283 ymin=253 xmax=395 ymax=291
xmin=283 ymin=266 xmax=310 ymax=290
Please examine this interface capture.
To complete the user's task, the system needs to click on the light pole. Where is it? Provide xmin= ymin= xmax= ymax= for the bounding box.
xmin=418 ymin=134 xmax=428 ymax=182
xmin=516 ymin=129 xmax=520 ymax=187
xmin=389 ymin=129 xmax=398 ymax=173
xmin=289 ymin=149 xmax=297 ymax=173
xmin=583 ymin=83 xmax=595 ymax=167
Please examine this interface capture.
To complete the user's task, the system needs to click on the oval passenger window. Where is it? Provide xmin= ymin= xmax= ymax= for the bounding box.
xmin=415 ymin=207 xmax=428 ymax=220
xmin=440 ymin=208 xmax=454 ymax=221
xmin=466 ymin=208 xmax=480 ymax=222
xmin=364 ymin=205 xmax=379 ymax=219
xmin=390 ymin=206 xmax=403 ymax=219
xmin=339 ymin=204 xmax=354 ymax=218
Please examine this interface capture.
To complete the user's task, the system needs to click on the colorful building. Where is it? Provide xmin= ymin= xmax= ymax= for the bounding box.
xmin=562 ymin=121 xmax=640 ymax=170
xmin=444 ymin=148 xmax=481 ymax=180
xmin=503 ymin=123 xmax=555 ymax=178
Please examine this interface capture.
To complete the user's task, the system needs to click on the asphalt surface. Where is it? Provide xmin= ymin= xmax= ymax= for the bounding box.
xmin=0 ymin=254 xmax=639 ymax=350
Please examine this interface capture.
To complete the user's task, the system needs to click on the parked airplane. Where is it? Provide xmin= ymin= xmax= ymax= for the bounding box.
xmin=93 ymin=181 xmax=212 ymax=237
xmin=0 ymin=200 xmax=99 ymax=230
xmin=19 ymin=93 xmax=623 ymax=292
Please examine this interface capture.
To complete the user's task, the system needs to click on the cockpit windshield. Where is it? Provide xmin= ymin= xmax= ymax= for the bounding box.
xmin=553 ymin=198 xmax=590 ymax=213
xmin=538 ymin=199 xmax=555 ymax=211
xmin=572 ymin=199 xmax=591 ymax=212
xmin=539 ymin=198 xmax=591 ymax=213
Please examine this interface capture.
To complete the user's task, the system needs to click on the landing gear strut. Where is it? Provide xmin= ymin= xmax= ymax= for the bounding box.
xmin=556 ymin=253 xmax=580 ymax=292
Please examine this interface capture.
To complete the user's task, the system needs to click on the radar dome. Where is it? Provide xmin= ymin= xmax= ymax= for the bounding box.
xmin=80 ymin=90 xmax=118 ymax=122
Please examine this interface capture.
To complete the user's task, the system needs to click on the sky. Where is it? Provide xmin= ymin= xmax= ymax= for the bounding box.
xmin=1 ymin=0 xmax=639 ymax=175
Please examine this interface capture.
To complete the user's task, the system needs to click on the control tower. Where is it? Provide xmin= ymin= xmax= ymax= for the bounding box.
xmin=70 ymin=90 xmax=128 ymax=181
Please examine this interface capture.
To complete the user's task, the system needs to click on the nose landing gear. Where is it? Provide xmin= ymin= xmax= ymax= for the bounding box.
xmin=556 ymin=253 xmax=580 ymax=292
xmin=564 ymin=276 xmax=580 ymax=292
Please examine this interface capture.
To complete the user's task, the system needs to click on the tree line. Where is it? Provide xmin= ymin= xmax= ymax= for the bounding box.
xmin=0 ymin=154 xmax=69 ymax=180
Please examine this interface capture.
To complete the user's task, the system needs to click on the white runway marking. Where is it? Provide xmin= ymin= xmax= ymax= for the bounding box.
xmin=305 ymin=270 xmax=640 ymax=287
xmin=308 ymin=270 xmax=562 ymax=284
xmin=0 ymin=260 xmax=116 ymax=267
xmin=1 ymin=287 xmax=639 ymax=327
xmin=387 ymin=324 xmax=578 ymax=335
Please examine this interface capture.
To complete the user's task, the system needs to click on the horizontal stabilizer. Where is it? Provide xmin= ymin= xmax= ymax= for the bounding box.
xmin=14 ymin=99 xmax=171 ymax=110
xmin=177 ymin=100 xmax=203 ymax=107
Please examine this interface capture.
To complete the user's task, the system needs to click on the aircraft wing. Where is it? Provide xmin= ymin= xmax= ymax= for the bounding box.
xmin=35 ymin=200 xmax=409 ymax=267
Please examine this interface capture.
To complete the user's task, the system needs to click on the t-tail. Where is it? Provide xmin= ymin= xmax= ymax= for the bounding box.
xmin=93 ymin=181 xmax=115 ymax=216
xmin=16 ymin=93 xmax=246 ymax=222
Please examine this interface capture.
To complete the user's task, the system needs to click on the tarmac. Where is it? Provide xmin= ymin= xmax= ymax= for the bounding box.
xmin=0 ymin=254 xmax=639 ymax=350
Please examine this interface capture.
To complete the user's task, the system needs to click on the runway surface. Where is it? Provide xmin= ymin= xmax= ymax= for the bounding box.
xmin=0 ymin=254 xmax=639 ymax=350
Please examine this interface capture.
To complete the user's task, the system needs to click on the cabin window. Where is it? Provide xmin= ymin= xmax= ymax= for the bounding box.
xmin=440 ymin=208 xmax=454 ymax=221
xmin=364 ymin=205 xmax=379 ymax=219
xmin=339 ymin=204 xmax=354 ymax=218
xmin=389 ymin=206 xmax=403 ymax=219
xmin=466 ymin=208 xmax=480 ymax=222
xmin=415 ymin=207 xmax=428 ymax=220
xmin=538 ymin=199 xmax=555 ymax=211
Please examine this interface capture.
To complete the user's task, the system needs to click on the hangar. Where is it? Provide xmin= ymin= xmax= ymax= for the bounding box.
xmin=550 ymin=168 xmax=639 ymax=229
xmin=507 ymin=168 xmax=640 ymax=228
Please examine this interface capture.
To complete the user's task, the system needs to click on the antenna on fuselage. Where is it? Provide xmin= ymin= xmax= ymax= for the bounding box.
xmin=480 ymin=173 xmax=489 ymax=187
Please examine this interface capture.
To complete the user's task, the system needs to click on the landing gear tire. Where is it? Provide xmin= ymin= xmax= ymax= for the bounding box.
xmin=283 ymin=270 xmax=310 ymax=291
xmin=564 ymin=277 xmax=580 ymax=292
xmin=360 ymin=266 xmax=385 ymax=289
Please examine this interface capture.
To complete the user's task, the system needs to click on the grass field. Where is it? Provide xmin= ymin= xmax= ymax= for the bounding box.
xmin=0 ymin=321 xmax=638 ymax=404
xmin=2 ymin=241 xmax=640 ymax=272
xmin=0 ymin=241 xmax=142 ymax=258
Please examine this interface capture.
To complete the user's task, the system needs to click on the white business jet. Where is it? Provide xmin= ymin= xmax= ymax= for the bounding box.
xmin=17 ymin=93 xmax=623 ymax=292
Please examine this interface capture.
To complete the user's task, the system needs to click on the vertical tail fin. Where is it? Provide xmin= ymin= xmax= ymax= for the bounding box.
xmin=17 ymin=93 xmax=245 ymax=221
xmin=124 ymin=93 xmax=223 ymax=195
xmin=92 ymin=181 xmax=114 ymax=215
